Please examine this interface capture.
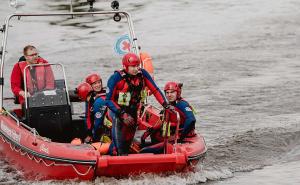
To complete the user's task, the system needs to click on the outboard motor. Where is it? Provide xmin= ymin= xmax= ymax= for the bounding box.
xmin=23 ymin=64 xmax=72 ymax=142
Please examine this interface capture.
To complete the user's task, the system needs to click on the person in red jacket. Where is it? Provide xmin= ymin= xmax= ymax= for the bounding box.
xmin=10 ymin=45 xmax=55 ymax=105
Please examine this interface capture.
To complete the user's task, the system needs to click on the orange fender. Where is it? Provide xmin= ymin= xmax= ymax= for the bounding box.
xmin=91 ymin=142 xmax=111 ymax=155
xmin=70 ymin=138 xmax=82 ymax=145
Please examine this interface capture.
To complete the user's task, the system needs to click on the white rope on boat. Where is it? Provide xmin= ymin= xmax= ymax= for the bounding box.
xmin=20 ymin=150 xmax=27 ymax=155
xmin=0 ymin=134 xmax=94 ymax=177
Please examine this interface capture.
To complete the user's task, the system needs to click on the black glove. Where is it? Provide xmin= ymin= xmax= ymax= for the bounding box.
xmin=163 ymin=102 xmax=175 ymax=112
xmin=84 ymin=135 xmax=92 ymax=144
xmin=178 ymin=137 xmax=185 ymax=143
xmin=140 ymin=136 xmax=146 ymax=147
xmin=140 ymin=128 xmax=153 ymax=147
xmin=120 ymin=112 xmax=135 ymax=127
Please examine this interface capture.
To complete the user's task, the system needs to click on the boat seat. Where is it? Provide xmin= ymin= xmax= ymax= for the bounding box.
xmin=70 ymin=115 xmax=86 ymax=140
xmin=24 ymin=89 xmax=72 ymax=143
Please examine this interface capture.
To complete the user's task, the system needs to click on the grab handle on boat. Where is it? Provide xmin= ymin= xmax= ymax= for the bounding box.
xmin=32 ymin=128 xmax=37 ymax=146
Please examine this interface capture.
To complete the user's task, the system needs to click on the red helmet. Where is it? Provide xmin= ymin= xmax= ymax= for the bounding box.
xmin=76 ymin=82 xmax=92 ymax=100
xmin=164 ymin=82 xmax=182 ymax=98
xmin=85 ymin=73 xmax=102 ymax=85
xmin=122 ymin=53 xmax=140 ymax=68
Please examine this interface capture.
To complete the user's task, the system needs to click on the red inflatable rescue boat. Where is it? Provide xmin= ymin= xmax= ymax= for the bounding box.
xmin=0 ymin=1 xmax=207 ymax=180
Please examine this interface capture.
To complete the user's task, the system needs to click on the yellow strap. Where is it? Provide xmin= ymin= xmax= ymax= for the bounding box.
xmin=167 ymin=123 xmax=170 ymax=137
xmin=100 ymin=135 xmax=112 ymax=143
xmin=190 ymin=105 xmax=197 ymax=115
xmin=162 ymin=121 xmax=171 ymax=137
xmin=140 ymin=89 xmax=148 ymax=103
xmin=103 ymin=117 xmax=112 ymax=128
xmin=162 ymin=122 xmax=166 ymax=136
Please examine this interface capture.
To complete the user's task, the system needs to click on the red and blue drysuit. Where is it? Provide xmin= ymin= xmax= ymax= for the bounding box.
xmin=85 ymin=91 xmax=108 ymax=141
xmin=140 ymin=98 xmax=196 ymax=154
xmin=106 ymin=68 xmax=167 ymax=155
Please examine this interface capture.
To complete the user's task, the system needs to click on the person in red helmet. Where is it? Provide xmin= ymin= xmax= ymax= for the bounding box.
xmin=77 ymin=74 xmax=110 ymax=143
xmin=85 ymin=73 xmax=111 ymax=143
xmin=106 ymin=52 xmax=168 ymax=155
xmin=11 ymin=45 xmax=55 ymax=106
xmin=77 ymin=82 xmax=93 ymax=101
xmin=85 ymin=73 xmax=103 ymax=94
xmin=77 ymin=82 xmax=93 ymax=142
xmin=163 ymin=81 xmax=196 ymax=141
xmin=140 ymin=82 xmax=196 ymax=153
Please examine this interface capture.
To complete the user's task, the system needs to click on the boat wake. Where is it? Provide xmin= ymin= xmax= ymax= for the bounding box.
xmin=198 ymin=125 xmax=300 ymax=182
xmin=0 ymin=155 xmax=24 ymax=184
xmin=0 ymin=125 xmax=299 ymax=184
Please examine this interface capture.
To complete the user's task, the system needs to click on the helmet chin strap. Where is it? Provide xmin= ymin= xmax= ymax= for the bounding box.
xmin=94 ymin=89 xmax=102 ymax=93
xmin=122 ymin=65 xmax=128 ymax=72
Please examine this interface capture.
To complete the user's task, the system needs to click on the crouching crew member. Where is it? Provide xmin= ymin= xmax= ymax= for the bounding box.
xmin=140 ymin=82 xmax=196 ymax=153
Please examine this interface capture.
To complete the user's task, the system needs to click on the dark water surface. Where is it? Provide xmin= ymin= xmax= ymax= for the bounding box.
xmin=0 ymin=0 xmax=300 ymax=184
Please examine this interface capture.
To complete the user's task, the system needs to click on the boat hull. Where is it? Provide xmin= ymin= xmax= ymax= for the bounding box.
xmin=0 ymin=111 xmax=206 ymax=180
xmin=0 ymin=115 xmax=96 ymax=180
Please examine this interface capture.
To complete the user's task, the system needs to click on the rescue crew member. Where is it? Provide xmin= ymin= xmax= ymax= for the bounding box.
xmin=140 ymin=82 xmax=196 ymax=153
xmin=10 ymin=45 xmax=55 ymax=105
xmin=106 ymin=52 xmax=168 ymax=156
xmin=86 ymin=73 xmax=105 ymax=96
xmin=77 ymin=74 xmax=109 ymax=143
xmin=85 ymin=73 xmax=109 ymax=142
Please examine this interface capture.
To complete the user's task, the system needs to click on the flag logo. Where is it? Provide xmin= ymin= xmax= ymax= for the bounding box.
xmin=114 ymin=34 xmax=131 ymax=55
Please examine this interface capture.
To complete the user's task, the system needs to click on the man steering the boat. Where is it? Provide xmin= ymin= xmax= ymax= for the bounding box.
xmin=10 ymin=45 xmax=55 ymax=106
xmin=140 ymin=82 xmax=196 ymax=153
xmin=106 ymin=52 xmax=168 ymax=156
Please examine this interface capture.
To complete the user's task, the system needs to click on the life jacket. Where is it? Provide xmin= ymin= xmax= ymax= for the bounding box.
xmin=168 ymin=98 xmax=194 ymax=126
xmin=86 ymin=90 xmax=107 ymax=131
xmin=114 ymin=69 xmax=144 ymax=108
xmin=143 ymin=98 xmax=196 ymax=143
xmin=166 ymin=98 xmax=196 ymax=138
xmin=18 ymin=60 xmax=49 ymax=95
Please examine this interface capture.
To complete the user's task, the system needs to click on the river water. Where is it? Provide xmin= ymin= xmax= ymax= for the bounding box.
xmin=0 ymin=0 xmax=300 ymax=184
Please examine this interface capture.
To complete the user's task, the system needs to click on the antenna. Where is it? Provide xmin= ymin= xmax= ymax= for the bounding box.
xmin=70 ymin=0 xmax=73 ymax=13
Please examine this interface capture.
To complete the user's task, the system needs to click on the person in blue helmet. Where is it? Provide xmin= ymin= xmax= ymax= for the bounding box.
xmin=106 ymin=52 xmax=169 ymax=156
xmin=140 ymin=82 xmax=196 ymax=154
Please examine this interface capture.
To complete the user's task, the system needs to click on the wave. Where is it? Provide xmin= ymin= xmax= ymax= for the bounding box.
xmin=199 ymin=125 xmax=300 ymax=182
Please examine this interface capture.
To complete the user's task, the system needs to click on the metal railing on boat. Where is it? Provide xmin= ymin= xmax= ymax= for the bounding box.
xmin=5 ymin=110 xmax=41 ymax=140
xmin=0 ymin=10 xmax=140 ymax=108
